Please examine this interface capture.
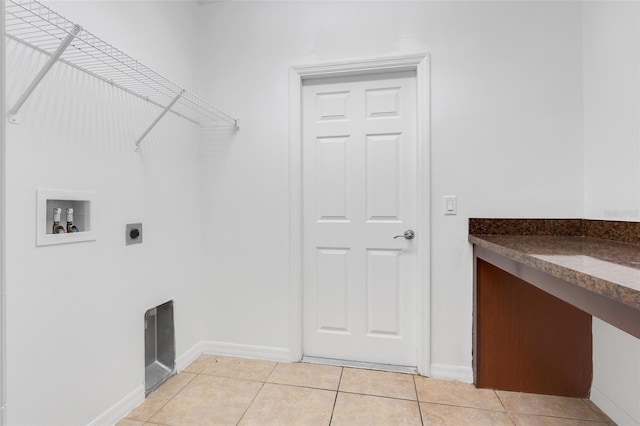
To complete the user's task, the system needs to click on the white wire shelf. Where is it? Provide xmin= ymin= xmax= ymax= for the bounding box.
xmin=5 ymin=0 xmax=238 ymax=149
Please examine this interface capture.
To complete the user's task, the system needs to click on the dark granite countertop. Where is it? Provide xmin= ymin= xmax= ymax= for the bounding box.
xmin=468 ymin=233 xmax=640 ymax=311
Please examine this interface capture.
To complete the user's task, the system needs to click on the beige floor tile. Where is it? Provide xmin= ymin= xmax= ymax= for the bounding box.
xmin=118 ymin=362 xmax=616 ymax=426
xmin=331 ymin=392 xmax=422 ymax=426
xmin=339 ymin=368 xmax=417 ymax=400
xmin=124 ymin=394 xmax=168 ymax=423
xmin=239 ymin=382 xmax=336 ymax=426
xmin=201 ymin=355 xmax=277 ymax=381
xmin=149 ymin=374 xmax=263 ymax=426
xmin=497 ymin=391 xmax=603 ymax=421
xmin=182 ymin=354 xmax=217 ymax=374
xmin=114 ymin=419 xmax=144 ymax=426
xmin=267 ymin=362 xmax=342 ymax=390
xmin=420 ymin=402 xmax=515 ymax=425
xmin=584 ymin=400 xmax=616 ymax=424
xmin=510 ymin=413 xmax=608 ymax=426
xmin=126 ymin=373 xmax=197 ymax=421
xmin=415 ymin=376 xmax=504 ymax=411
xmin=152 ymin=372 xmax=198 ymax=400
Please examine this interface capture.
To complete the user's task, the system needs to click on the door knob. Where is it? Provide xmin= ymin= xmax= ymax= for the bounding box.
xmin=394 ymin=230 xmax=415 ymax=240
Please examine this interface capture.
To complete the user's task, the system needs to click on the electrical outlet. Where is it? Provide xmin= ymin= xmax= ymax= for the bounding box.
xmin=126 ymin=223 xmax=142 ymax=245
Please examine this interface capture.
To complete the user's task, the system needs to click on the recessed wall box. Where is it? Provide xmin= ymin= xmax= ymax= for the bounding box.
xmin=145 ymin=301 xmax=175 ymax=395
xmin=36 ymin=189 xmax=96 ymax=246
xmin=126 ymin=223 xmax=142 ymax=245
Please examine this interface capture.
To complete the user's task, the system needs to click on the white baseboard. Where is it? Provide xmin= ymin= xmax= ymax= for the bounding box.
xmin=176 ymin=341 xmax=206 ymax=372
xmin=590 ymin=385 xmax=640 ymax=426
xmin=89 ymin=342 xmax=202 ymax=426
xmin=88 ymin=384 xmax=145 ymax=426
xmin=429 ymin=363 xmax=474 ymax=383
xmin=88 ymin=341 xmax=289 ymax=426
xmin=201 ymin=340 xmax=290 ymax=362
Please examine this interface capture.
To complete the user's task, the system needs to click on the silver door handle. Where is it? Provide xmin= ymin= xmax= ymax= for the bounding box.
xmin=394 ymin=230 xmax=415 ymax=240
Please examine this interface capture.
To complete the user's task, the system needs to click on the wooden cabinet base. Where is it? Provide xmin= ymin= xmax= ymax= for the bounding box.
xmin=474 ymin=259 xmax=592 ymax=397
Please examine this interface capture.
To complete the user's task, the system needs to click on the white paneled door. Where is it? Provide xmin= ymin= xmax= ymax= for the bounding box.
xmin=302 ymin=71 xmax=418 ymax=367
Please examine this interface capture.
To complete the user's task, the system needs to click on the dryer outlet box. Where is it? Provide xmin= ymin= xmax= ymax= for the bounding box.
xmin=126 ymin=223 xmax=143 ymax=245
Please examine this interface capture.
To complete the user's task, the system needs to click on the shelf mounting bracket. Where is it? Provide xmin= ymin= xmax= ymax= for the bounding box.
xmin=9 ymin=24 xmax=81 ymax=124
xmin=134 ymin=89 xmax=185 ymax=152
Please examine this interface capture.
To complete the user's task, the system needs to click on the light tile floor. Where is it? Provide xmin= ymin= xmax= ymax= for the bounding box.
xmin=118 ymin=355 xmax=616 ymax=426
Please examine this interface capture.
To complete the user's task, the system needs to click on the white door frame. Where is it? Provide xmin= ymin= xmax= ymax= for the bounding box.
xmin=288 ymin=54 xmax=431 ymax=375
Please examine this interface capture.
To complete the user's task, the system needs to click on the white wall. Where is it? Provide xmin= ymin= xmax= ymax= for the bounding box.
xmin=0 ymin=1 xmax=6 ymax=424
xmin=583 ymin=2 xmax=640 ymax=425
xmin=197 ymin=0 xmax=584 ymax=374
xmin=583 ymin=1 xmax=640 ymax=221
xmin=4 ymin=2 xmax=203 ymax=424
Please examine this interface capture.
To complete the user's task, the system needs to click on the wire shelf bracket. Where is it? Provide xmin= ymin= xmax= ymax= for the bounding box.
xmin=4 ymin=0 xmax=239 ymax=149
xmin=8 ymin=23 xmax=80 ymax=124
xmin=135 ymin=89 xmax=184 ymax=152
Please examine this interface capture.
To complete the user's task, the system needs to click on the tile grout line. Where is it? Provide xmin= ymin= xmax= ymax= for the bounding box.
xmin=493 ymin=389 xmax=517 ymax=425
xmin=504 ymin=413 xmax=610 ymax=425
xmin=583 ymin=398 xmax=615 ymax=424
xmin=266 ymin=380 xmax=347 ymax=393
xmin=498 ymin=396 xmax=612 ymax=424
xmin=413 ymin=375 xmax=425 ymax=426
xmin=143 ymin=418 xmax=172 ymax=426
xmin=140 ymin=411 xmax=169 ymax=426
xmin=325 ymin=389 xmax=420 ymax=402
xmin=328 ymin=367 xmax=344 ymax=425
xmin=496 ymin=390 xmax=612 ymax=423
xmin=142 ymin=371 xmax=198 ymax=424
xmin=417 ymin=399 xmax=511 ymax=413
xmin=129 ymin=356 xmax=217 ymax=425
xmin=418 ymin=400 xmax=520 ymax=416
xmin=337 ymin=367 xmax=421 ymax=402
xmin=234 ymin=380 xmax=266 ymax=426
xmin=233 ymin=361 xmax=278 ymax=426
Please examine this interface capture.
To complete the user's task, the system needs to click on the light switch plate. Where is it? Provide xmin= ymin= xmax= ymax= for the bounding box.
xmin=126 ymin=223 xmax=143 ymax=245
xmin=444 ymin=196 xmax=457 ymax=215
